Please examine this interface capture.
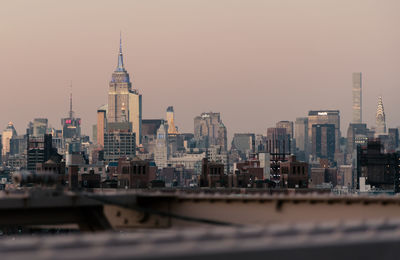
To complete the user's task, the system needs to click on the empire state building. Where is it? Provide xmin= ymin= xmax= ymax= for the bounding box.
xmin=107 ymin=36 xmax=142 ymax=145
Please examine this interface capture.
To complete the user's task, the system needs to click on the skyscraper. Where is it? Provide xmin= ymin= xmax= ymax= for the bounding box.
xmin=376 ymin=96 xmax=387 ymax=135
xmin=194 ymin=112 xmax=227 ymax=151
xmin=166 ymin=106 xmax=179 ymax=134
xmin=308 ymin=110 xmax=340 ymax=152
xmin=265 ymin=127 xmax=290 ymax=155
xmin=32 ymin=118 xmax=48 ymax=137
xmin=276 ymin=121 xmax=295 ymax=154
xmin=231 ymin=133 xmax=255 ymax=159
xmin=2 ymin=122 xmax=17 ymax=160
xmin=352 ymin=72 xmax=362 ymax=124
xmin=96 ymin=105 xmax=107 ymax=146
xmin=295 ymin=117 xmax=308 ymax=152
xmin=61 ymin=89 xmax=81 ymax=140
xmin=103 ymin=122 xmax=136 ymax=163
xmin=107 ymin=35 xmax=142 ymax=145
xmin=311 ymin=124 xmax=336 ymax=162
xmin=154 ymin=122 xmax=169 ymax=169
xmin=276 ymin=121 xmax=294 ymax=139
xmin=27 ymin=134 xmax=54 ymax=171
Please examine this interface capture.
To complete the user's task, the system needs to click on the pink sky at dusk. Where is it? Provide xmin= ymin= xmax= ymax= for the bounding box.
xmin=1 ymin=0 xmax=399 ymax=140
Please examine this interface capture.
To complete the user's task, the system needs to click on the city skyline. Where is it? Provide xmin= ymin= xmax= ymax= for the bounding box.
xmin=1 ymin=0 xmax=400 ymax=137
xmin=2 ymin=1 xmax=400 ymax=253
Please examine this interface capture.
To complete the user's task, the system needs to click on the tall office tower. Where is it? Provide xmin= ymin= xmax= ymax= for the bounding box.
xmin=352 ymin=72 xmax=362 ymax=124
xmin=194 ymin=112 xmax=227 ymax=151
xmin=388 ymin=128 xmax=399 ymax=152
xmin=32 ymin=118 xmax=48 ymax=137
xmin=166 ymin=106 xmax=179 ymax=134
xmin=276 ymin=121 xmax=294 ymax=139
xmin=27 ymin=134 xmax=54 ymax=171
xmin=311 ymin=124 xmax=336 ymax=162
xmin=346 ymin=123 xmax=368 ymax=154
xmin=154 ymin=122 xmax=169 ymax=169
xmin=107 ymin=35 xmax=142 ymax=145
xmin=10 ymin=135 xmax=27 ymax=155
xmin=2 ymin=122 xmax=17 ymax=159
xmin=61 ymin=90 xmax=81 ymax=139
xmin=265 ymin=127 xmax=290 ymax=155
xmin=295 ymin=117 xmax=308 ymax=152
xmin=103 ymin=122 xmax=136 ymax=163
xmin=96 ymin=105 xmax=107 ymax=146
xmin=308 ymin=110 xmax=340 ymax=152
xmin=375 ymin=96 xmax=387 ymax=135
xmin=231 ymin=133 xmax=255 ymax=159
xmin=276 ymin=121 xmax=294 ymax=154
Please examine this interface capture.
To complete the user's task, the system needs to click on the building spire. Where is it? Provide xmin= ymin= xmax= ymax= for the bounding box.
xmin=117 ymin=32 xmax=124 ymax=71
xmin=375 ymin=96 xmax=386 ymax=135
xmin=69 ymin=81 xmax=74 ymax=118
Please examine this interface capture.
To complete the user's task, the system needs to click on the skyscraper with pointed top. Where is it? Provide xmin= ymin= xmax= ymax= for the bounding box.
xmin=61 ymin=86 xmax=81 ymax=139
xmin=107 ymin=35 xmax=142 ymax=145
xmin=375 ymin=96 xmax=386 ymax=135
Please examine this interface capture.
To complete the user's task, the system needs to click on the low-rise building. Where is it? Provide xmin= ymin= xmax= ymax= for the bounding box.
xmin=279 ymin=155 xmax=308 ymax=188
xmin=117 ymin=156 xmax=156 ymax=188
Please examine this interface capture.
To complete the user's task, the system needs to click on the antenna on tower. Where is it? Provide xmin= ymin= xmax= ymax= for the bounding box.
xmin=120 ymin=31 xmax=122 ymax=53
xmin=69 ymin=81 xmax=74 ymax=118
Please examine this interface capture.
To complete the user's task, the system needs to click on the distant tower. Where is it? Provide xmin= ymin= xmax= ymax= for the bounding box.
xmin=352 ymin=72 xmax=362 ymax=123
xmin=61 ymin=85 xmax=81 ymax=140
xmin=194 ymin=112 xmax=227 ymax=151
xmin=154 ymin=122 xmax=169 ymax=169
xmin=1 ymin=122 xmax=17 ymax=159
xmin=375 ymin=96 xmax=386 ymax=135
xmin=166 ymin=106 xmax=179 ymax=134
xmin=96 ymin=105 xmax=107 ymax=147
xmin=107 ymin=34 xmax=142 ymax=145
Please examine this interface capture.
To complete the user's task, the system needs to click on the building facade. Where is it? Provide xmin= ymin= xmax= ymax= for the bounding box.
xmin=107 ymin=36 xmax=142 ymax=145
xmin=352 ymin=72 xmax=362 ymax=124
xmin=27 ymin=134 xmax=55 ymax=171
xmin=2 ymin=122 xmax=17 ymax=160
xmin=103 ymin=122 xmax=136 ymax=163
xmin=96 ymin=105 xmax=107 ymax=146
xmin=308 ymin=110 xmax=340 ymax=152
xmin=194 ymin=112 xmax=227 ymax=151
xmin=32 ymin=118 xmax=48 ymax=137
xmin=375 ymin=96 xmax=386 ymax=135
xmin=154 ymin=122 xmax=169 ymax=169
xmin=166 ymin=106 xmax=179 ymax=134
xmin=311 ymin=124 xmax=336 ymax=162
xmin=295 ymin=117 xmax=309 ymax=160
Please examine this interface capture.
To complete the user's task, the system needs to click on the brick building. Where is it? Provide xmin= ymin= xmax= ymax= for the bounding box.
xmin=200 ymin=158 xmax=225 ymax=187
xmin=117 ymin=156 xmax=156 ymax=188
xmin=280 ymin=155 xmax=308 ymax=188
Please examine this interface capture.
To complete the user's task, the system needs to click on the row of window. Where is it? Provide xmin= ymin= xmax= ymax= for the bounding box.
xmin=121 ymin=165 xmax=147 ymax=175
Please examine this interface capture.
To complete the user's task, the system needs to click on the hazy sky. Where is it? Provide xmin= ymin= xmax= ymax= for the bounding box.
xmin=1 ymin=0 xmax=399 ymax=139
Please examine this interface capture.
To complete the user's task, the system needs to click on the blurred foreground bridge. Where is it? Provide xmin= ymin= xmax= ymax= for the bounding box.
xmin=0 ymin=189 xmax=400 ymax=230
xmin=2 ymin=189 xmax=400 ymax=259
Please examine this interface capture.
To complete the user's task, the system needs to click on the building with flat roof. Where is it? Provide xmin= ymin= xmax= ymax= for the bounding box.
xmin=103 ymin=122 xmax=136 ymax=163
xmin=194 ymin=112 xmax=227 ymax=151
xmin=308 ymin=110 xmax=340 ymax=153
xmin=352 ymin=72 xmax=362 ymax=124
